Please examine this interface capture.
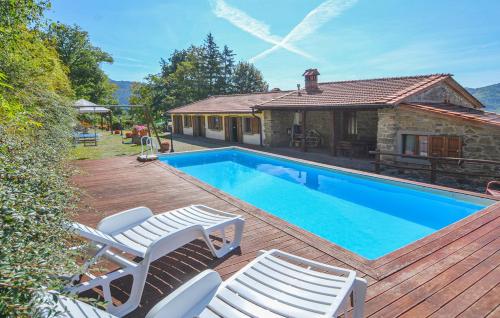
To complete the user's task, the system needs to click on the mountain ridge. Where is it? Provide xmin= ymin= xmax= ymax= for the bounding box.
xmin=466 ymin=83 xmax=500 ymax=113
xmin=110 ymin=80 xmax=135 ymax=104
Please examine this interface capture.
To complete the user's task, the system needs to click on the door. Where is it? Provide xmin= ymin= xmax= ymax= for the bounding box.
xmin=231 ymin=118 xmax=238 ymax=142
xmin=192 ymin=116 xmax=199 ymax=136
xmin=173 ymin=115 xmax=183 ymax=134
xmin=192 ymin=116 xmax=205 ymax=137
xmin=199 ymin=116 xmax=206 ymax=137
xmin=236 ymin=117 xmax=243 ymax=143
xmin=224 ymin=117 xmax=231 ymax=141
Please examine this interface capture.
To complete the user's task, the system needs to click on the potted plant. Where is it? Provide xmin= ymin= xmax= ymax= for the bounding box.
xmin=132 ymin=125 xmax=148 ymax=144
xmin=160 ymin=140 xmax=170 ymax=152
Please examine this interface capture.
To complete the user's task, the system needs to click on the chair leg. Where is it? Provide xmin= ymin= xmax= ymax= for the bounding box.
xmin=205 ymin=219 xmax=244 ymax=258
xmin=66 ymin=256 xmax=150 ymax=317
xmin=352 ymin=277 xmax=367 ymax=318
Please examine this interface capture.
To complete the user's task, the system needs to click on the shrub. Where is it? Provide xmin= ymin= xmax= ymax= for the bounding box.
xmin=0 ymin=89 xmax=80 ymax=317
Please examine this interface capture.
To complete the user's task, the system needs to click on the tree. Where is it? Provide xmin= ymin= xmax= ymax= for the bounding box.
xmin=232 ymin=62 xmax=268 ymax=93
xmin=0 ymin=0 xmax=50 ymax=29
xmin=201 ymin=33 xmax=222 ymax=95
xmin=133 ymin=33 xmax=269 ymax=122
xmin=218 ymin=45 xmax=235 ymax=94
xmin=46 ymin=23 xmax=117 ymax=104
xmin=0 ymin=2 xmax=82 ymax=317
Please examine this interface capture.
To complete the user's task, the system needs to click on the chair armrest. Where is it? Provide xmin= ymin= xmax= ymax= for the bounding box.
xmin=145 ymin=270 xmax=222 ymax=318
xmin=146 ymin=224 xmax=207 ymax=262
xmin=97 ymin=207 xmax=153 ymax=234
xmin=263 ymin=249 xmax=355 ymax=277
xmin=487 ymin=181 xmax=500 ymax=188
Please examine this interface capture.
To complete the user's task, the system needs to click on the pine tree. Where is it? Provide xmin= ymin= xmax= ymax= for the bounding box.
xmin=201 ymin=33 xmax=222 ymax=96
xmin=218 ymin=45 xmax=235 ymax=94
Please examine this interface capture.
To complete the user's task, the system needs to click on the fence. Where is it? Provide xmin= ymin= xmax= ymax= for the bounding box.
xmin=369 ymin=151 xmax=500 ymax=184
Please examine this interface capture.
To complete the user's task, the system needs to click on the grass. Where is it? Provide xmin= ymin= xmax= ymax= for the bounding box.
xmin=69 ymin=130 xmax=223 ymax=160
xmin=69 ymin=130 xmax=141 ymax=160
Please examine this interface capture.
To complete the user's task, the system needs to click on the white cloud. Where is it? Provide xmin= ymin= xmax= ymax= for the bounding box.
xmin=250 ymin=0 xmax=358 ymax=62
xmin=210 ymin=0 xmax=311 ymax=59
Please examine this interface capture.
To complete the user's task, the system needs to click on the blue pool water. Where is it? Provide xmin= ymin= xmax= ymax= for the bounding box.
xmin=160 ymin=149 xmax=493 ymax=259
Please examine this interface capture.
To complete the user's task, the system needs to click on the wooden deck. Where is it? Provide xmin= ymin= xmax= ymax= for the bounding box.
xmin=72 ymin=156 xmax=500 ymax=317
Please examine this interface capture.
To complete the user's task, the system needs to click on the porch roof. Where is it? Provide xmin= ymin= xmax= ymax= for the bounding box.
xmin=254 ymin=74 xmax=457 ymax=110
xmin=168 ymin=91 xmax=291 ymax=114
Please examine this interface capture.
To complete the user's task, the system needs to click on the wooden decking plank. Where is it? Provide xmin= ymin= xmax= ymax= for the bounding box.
xmin=374 ymin=209 xmax=500 ymax=276
xmin=367 ymin=238 xmax=500 ymax=317
xmin=428 ymin=266 xmax=500 ymax=318
xmin=457 ymin=285 xmax=500 ymax=317
xmin=366 ymin=218 xmax=500 ymax=300
xmin=399 ymin=251 xmax=500 ymax=317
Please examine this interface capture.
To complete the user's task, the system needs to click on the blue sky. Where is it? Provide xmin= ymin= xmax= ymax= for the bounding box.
xmin=47 ymin=0 xmax=500 ymax=89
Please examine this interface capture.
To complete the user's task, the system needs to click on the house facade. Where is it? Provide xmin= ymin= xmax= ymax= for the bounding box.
xmin=168 ymin=91 xmax=290 ymax=146
xmin=168 ymin=70 xmax=500 ymax=187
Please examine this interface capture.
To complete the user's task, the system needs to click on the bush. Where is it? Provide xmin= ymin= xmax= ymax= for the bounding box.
xmin=0 ymin=91 xmax=80 ymax=317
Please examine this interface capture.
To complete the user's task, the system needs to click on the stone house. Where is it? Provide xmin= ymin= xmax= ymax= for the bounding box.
xmin=168 ymin=70 xmax=500 ymax=186
xmin=168 ymin=90 xmax=289 ymax=146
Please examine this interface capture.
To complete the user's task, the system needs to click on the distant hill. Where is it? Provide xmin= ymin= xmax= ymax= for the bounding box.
xmin=110 ymin=80 xmax=134 ymax=104
xmin=466 ymin=83 xmax=500 ymax=113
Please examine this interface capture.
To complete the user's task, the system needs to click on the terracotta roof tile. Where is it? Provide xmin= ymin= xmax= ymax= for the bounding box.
xmin=255 ymin=74 xmax=452 ymax=109
xmin=168 ymin=91 xmax=291 ymax=114
xmin=403 ymin=103 xmax=500 ymax=127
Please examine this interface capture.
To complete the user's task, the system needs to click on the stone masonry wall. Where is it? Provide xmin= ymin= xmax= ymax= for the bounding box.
xmin=406 ymin=82 xmax=476 ymax=109
xmin=377 ymin=106 xmax=500 ymax=191
xmin=357 ymin=110 xmax=378 ymax=141
xmin=264 ymin=109 xmax=379 ymax=148
xmin=263 ymin=110 xmax=294 ymax=147
xmin=305 ymin=111 xmax=333 ymax=148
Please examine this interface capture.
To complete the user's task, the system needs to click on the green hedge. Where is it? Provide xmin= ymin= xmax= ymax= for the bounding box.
xmin=0 ymin=93 xmax=80 ymax=317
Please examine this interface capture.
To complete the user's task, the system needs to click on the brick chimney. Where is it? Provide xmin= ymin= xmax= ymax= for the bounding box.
xmin=303 ymin=69 xmax=320 ymax=92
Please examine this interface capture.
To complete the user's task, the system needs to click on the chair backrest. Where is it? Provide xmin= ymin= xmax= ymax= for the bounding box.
xmin=70 ymin=222 xmax=143 ymax=256
xmin=97 ymin=207 xmax=153 ymax=234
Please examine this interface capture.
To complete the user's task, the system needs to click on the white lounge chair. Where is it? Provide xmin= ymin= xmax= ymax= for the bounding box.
xmin=46 ymin=249 xmax=366 ymax=318
xmin=67 ymin=205 xmax=244 ymax=317
xmin=146 ymin=249 xmax=367 ymax=318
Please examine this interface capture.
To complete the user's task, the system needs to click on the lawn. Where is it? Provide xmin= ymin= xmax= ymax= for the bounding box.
xmin=69 ymin=130 xmax=142 ymax=160
xmin=69 ymin=130 xmax=222 ymax=160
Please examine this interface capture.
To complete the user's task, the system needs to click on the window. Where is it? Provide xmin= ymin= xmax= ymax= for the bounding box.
xmin=402 ymin=134 xmax=461 ymax=157
xmin=207 ymin=116 xmax=222 ymax=130
xmin=183 ymin=115 xmax=192 ymax=128
xmin=243 ymin=117 xmax=260 ymax=134
xmin=403 ymin=134 xmax=428 ymax=156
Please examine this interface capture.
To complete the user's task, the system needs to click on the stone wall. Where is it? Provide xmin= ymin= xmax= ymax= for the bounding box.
xmin=263 ymin=110 xmax=294 ymax=146
xmin=263 ymin=109 xmax=379 ymax=148
xmin=356 ymin=110 xmax=378 ymax=141
xmin=377 ymin=106 xmax=500 ymax=190
xmin=406 ymin=82 xmax=476 ymax=109
xmin=305 ymin=111 xmax=333 ymax=148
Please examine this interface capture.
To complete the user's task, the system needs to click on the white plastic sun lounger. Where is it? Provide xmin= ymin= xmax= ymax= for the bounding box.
xmin=66 ymin=205 xmax=244 ymax=317
xmin=45 ymin=249 xmax=365 ymax=318
xmin=146 ymin=249 xmax=368 ymax=318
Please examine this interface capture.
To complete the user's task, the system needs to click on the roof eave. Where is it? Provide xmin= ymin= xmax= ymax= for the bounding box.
xmin=253 ymin=103 xmax=392 ymax=111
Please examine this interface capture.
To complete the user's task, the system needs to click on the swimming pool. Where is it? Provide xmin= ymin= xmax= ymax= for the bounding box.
xmin=160 ymin=148 xmax=494 ymax=259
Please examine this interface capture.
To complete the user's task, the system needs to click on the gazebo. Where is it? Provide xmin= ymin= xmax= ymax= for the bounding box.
xmin=74 ymin=99 xmax=113 ymax=130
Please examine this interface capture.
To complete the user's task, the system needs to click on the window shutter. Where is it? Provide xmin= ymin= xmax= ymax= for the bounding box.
xmin=446 ymin=136 xmax=461 ymax=157
xmin=429 ymin=136 xmax=445 ymax=157
xmin=251 ymin=118 xmax=260 ymax=134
